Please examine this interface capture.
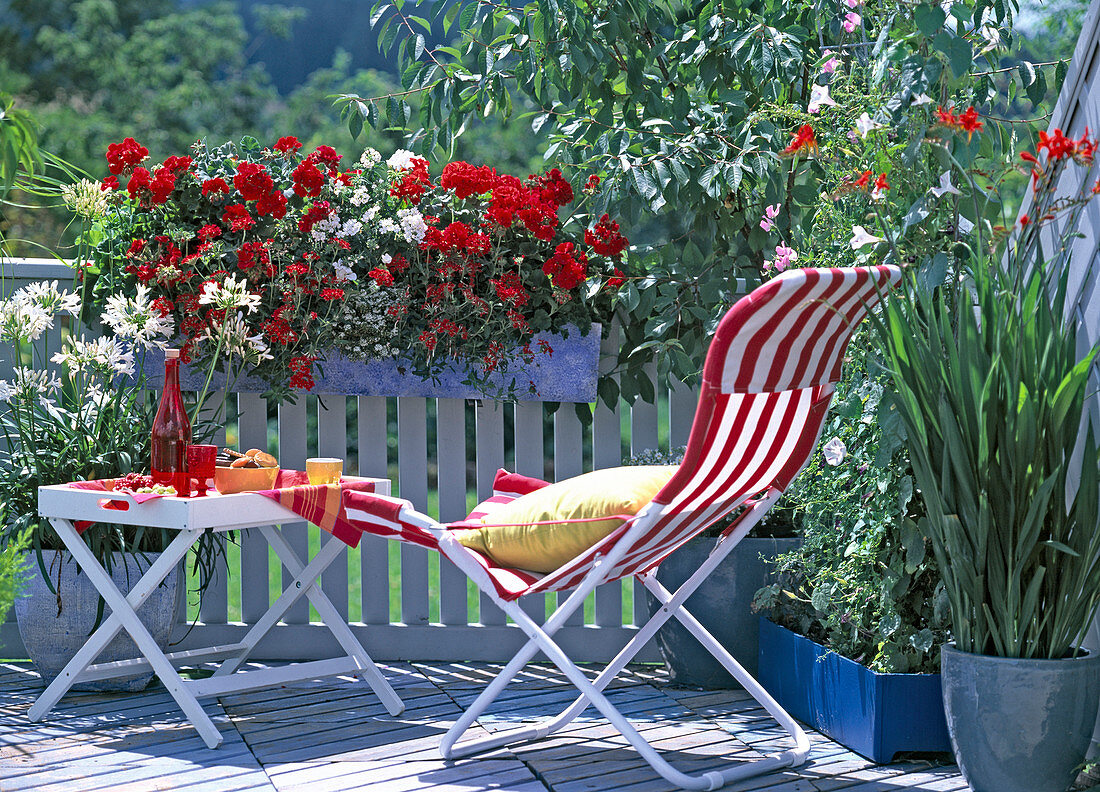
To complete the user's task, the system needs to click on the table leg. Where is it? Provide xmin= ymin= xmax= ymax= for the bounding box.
xmin=260 ymin=525 xmax=404 ymax=716
xmin=28 ymin=520 xmax=224 ymax=749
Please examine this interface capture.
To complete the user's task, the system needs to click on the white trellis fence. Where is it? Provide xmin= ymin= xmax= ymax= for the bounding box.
xmin=0 ymin=258 xmax=716 ymax=662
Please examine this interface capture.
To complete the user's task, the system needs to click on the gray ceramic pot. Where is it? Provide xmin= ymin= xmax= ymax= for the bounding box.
xmin=646 ymin=536 xmax=798 ymax=686
xmin=941 ymin=643 xmax=1100 ymax=792
xmin=14 ymin=550 xmax=180 ymax=692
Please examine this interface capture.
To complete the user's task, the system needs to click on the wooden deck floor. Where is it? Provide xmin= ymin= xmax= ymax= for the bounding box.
xmin=0 ymin=661 xmax=968 ymax=792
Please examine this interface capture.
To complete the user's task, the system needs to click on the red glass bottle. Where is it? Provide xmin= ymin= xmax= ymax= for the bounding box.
xmin=151 ymin=348 xmax=192 ymax=496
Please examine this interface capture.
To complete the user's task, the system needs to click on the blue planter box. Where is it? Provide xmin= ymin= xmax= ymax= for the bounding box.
xmin=140 ymin=324 xmax=600 ymax=402
xmin=757 ymin=618 xmax=950 ymax=763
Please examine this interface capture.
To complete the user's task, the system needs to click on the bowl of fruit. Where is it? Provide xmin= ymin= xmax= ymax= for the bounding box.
xmin=214 ymin=448 xmax=280 ymax=494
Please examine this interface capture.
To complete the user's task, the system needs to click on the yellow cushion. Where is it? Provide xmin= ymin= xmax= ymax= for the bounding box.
xmin=452 ymin=466 xmax=677 ymax=573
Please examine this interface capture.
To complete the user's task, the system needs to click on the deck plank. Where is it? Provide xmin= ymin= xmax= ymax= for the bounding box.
xmin=0 ymin=661 xmax=967 ymax=792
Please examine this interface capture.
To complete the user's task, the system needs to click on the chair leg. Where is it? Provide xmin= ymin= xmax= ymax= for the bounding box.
xmin=641 ymin=574 xmax=811 ymax=769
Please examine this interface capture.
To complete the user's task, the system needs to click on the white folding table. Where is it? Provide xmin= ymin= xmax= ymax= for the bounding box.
xmin=29 ymin=481 xmax=405 ymax=748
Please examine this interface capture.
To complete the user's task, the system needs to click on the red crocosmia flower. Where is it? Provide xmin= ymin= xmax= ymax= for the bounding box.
xmin=781 ymin=124 xmax=818 ymax=156
xmin=368 ymin=267 xmax=394 ymax=286
xmin=440 ymin=161 xmax=498 ymax=199
xmin=101 ymin=176 xmax=120 ymax=191
xmin=855 ymin=170 xmax=873 ymax=189
xmin=958 ymin=107 xmax=983 ymax=139
xmin=1020 ymin=151 xmax=1039 ymax=164
xmin=234 ymin=162 xmax=275 ymax=202
xmin=202 ymin=177 xmax=231 ymax=197
xmin=274 ymin=136 xmax=302 ymax=154
xmin=222 ymin=204 xmax=255 ymax=232
xmin=935 ymin=106 xmax=959 ymax=127
xmin=292 ymin=160 xmax=325 ymax=197
xmin=584 ymin=214 xmax=629 ymax=258
xmin=1020 ymin=214 xmax=1030 ymax=227
xmin=106 ymin=137 xmax=149 ymax=175
xmin=874 ymin=173 xmax=889 ymax=193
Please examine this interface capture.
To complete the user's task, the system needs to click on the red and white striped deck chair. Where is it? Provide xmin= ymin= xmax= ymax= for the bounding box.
xmin=344 ymin=265 xmax=901 ymax=791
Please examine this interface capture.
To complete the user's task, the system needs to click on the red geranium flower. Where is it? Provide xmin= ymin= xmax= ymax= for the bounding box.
xmin=368 ymin=267 xmax=394 ymax=286
xmin=222 ymin=204 xmax=255 ymax=232
xmin=584 ymin=214 xmax=629 ymax=258
xmin=234 ymin=162 xmax=275 ymax=202
xmin=106 ymin=137 xmax=149 ymax=175
xmin=440 ymin=161 xmax=498 ymax=199
xmin=274 ymin=136 xmax=302 ymax=154
xmin=202 ymin=177 xmax=231 ymax=197
xmin=292 ymin=160 xmax=325 ymax=197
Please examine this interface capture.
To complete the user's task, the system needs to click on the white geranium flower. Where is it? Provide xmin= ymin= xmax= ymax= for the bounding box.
xmin=359 ymin=148 xmax=382 ymax=167
xmin=397 ymin=207 xmax=428 ymax=244
xmin=931 ymin=171 xmax=962 ymax=198
xmin=198 ymin=275 xmax=262 ymax=314
xmin=855 ymin=112 xmax=884 ymax=139
xmin=849 ymin=225 xmax=884 ymax=250
xmin=350 ymin=186 xmax=373 ymax=207
xmin=823 ymin=437 xmax=847 ymax=466
xmin=377 ymin=217 xmax=399 ymax=236
xmin=332 ymin=260 xmax=358 ymax=282
xmin=340 ymin=218 xmax=363 ymax=237
xmin=387 ymin=149 xmax=418 ymax=171
xmin=808 ymin=84 xmax=838 ymax=114
xmin=101 ymin=285 xmax=174 ymax=349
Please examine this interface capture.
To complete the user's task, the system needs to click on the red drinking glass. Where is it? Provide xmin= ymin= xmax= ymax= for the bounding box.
xmin=186 ymin=444 xmax=217 ymax=497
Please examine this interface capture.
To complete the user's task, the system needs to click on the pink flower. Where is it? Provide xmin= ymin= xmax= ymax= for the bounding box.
xmin=845 ymin=0 xmax=862 ymax=7
xmin=842 ymin=12 xmax=861 ymax=32
xmin=760 ymin=203 xmax=781 ymax=231
xmin=821 ymin=54 xmax=840 ymax=74
xmin=772 ymin=243 xmax=797 ymax=272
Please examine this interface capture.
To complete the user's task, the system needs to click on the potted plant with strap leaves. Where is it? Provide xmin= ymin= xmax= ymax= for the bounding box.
xmin=872 ymin=126 xmax=1100 ymax=792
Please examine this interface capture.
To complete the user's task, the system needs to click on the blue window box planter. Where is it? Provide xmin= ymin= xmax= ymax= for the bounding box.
xmin=140 ymin=324 xmax=600 ymax=402
xmin=757 ymin=618 xmax=950 ymax=763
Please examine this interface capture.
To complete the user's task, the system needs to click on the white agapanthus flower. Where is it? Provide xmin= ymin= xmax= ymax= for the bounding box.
xmin=51 ymin=336 xmax=135 ymax=378
xmin=387 ymin=149 xmax=418 ymax=171
xmin=0 ymin=380 xmax=12 ymax=402
xmin=203 ymin=312 xmax=273 ymax=364
xmin=0 ymin=300 xmax=52 ymax=343
xmin=849 ymin=225 xmax=884 ymax=250
xmin=13 ymin=280 xmax=80 ymax=317
xmin=101 ymin=285 xmax=174 ymax=349
xmin=397 ymin=207 xmax=428 ymax=244
xmin=198 ymin=275 xmax=262 ymax=314
xmin=854 ymin=112 xmax=884 ymax=139
xmin=359 ymin=147 xmax=382 ymax=168
xmin=61 ymin=178 xmax=110 ymax=219
xmin=8 ymin=368 xmax=63 ymax=402
xmin=822 ymin=437 xmax=847 ymax=466
xmin=931 ymin=171 xmax=962 ymax=198
xmin=80 ymin=385 xmax=115 ymax=423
